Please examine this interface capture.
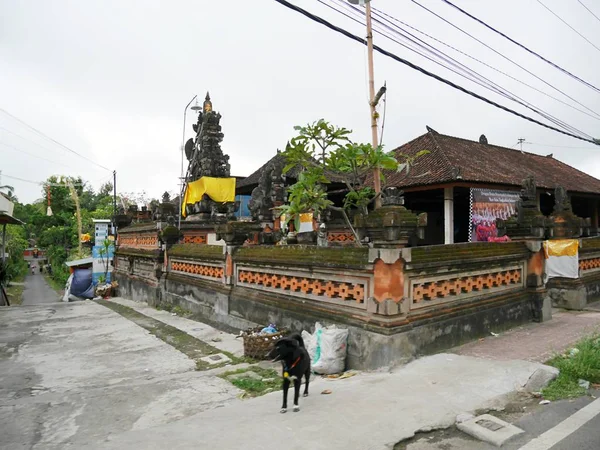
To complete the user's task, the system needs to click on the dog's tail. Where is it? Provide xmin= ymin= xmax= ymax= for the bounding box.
xmin=289 ymin=332 xmax=305 ymax=348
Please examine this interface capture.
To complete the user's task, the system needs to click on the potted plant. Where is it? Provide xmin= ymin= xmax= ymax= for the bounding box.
xmin=276 ymin=171 xmax=332 ymax=245
xmin=96 ymin=239 xmax=113 ymax=297
xmin=281 ymin=119 xmax=428 ymax=246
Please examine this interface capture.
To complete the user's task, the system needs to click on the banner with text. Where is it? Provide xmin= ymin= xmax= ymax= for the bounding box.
xmin=470 ymin=188 xmax=520 ymax=242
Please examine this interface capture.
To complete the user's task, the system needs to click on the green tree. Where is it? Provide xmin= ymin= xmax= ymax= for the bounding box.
xmin=282 ymin=119 xmax=428 ymax=242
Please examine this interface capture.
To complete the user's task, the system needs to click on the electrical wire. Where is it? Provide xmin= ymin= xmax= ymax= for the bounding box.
xmin=536 ymin=0 xmax=600 ymax=53
xmin=367 ymin=4 xmax=593 ymax=139
xmin=409 ymin=0 xmax=600 ymax=119
xmin=526 ymin=142 xmax=600 ymax=149
xmin=379 ymin=84 xmax=387 ymax=147
xmin=439 ymin=0 xmax=600 ymax=93
xmin=0 ymin=173 xmax=84 ymax=186
xmin=0 ymin=125 xmax=78 ymax=158
xmin=0 ymin=108 xmax=111 ymax=171
xmin=327 ymin=0 xmax=594 ymax=140
xmin=0 ymin=141 xmax=81 ymax=170
xmin=274 ymin=0 xmax=599 ymax=145
xmin=368 ymin=5 xmax=600 ymax=121
xmin=578 ymin=0 xmax=600 ymax=24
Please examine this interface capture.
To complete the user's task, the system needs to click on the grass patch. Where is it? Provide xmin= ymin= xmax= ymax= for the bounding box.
xmin=156 ymin=303 xmax=191 ymax=317
xmin=220 ymin=367 xmax=281 ymax=397
xmin=96 ymin=300 xmax=241 ymax=370
xmin=542 ymin=334 xmax=600 ymax=400
xmin=5 ymin=283 xmax=25 ymax=306
xmin=44 ymin=274 xmax=65 ymax=295
xmin=541 ymin=373 xmax=587 ymax=401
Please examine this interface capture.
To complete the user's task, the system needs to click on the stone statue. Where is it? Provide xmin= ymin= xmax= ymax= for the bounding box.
xmin=553 ymin=186 xmax=572 ymax=213
xmin=520 ymin=176 xmax=537 ymax=207
xmin=249 ymin=157 xmax=286 ymax=221
xmin=381 ymin=187 xmax=405 ymax=207
xmin=185 ymin=92 xmax=230 ymax=182
xmin=182 ymin=92 xmax=235 ymax=221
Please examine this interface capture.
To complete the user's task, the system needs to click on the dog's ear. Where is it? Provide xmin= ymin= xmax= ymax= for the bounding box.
xmin=290 ymin=339 xmax=299 ymax=348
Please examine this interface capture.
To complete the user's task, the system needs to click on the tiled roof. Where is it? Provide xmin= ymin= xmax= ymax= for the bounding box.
xmin=376 ymin=127 xmax=600 ymax=194
xmin=236 ymin=152 xmax=309 ymax=190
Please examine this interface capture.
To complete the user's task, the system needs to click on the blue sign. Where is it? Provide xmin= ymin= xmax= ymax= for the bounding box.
xmin=92 ymin=244 xmax=115 ymax=285
xmin=92 ymin=245 xmax=115 ymax=259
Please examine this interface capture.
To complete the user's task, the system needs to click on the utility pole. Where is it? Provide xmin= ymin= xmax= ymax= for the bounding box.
xmin=365 ymin=1 xmax=381 ymax=208
xmin=350 ymin=0 xmax=382 ymax=207
xmin=518 ymin=138 xmax=526 ymax=152
xmin=113 ymin=170 xmax=117 ymax=235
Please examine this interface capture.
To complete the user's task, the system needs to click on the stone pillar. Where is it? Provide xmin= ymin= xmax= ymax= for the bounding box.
xmin=366 ymin=248 xmax=410 ymax=316
xmin=444 ymin=187 xmax=454 ymax=245
xmin=224 ymin=245 xmax=235 ymax=286
xmin=525 ymin=240 xmax=551 ymax=322
xmin=593 ymin=200 xmax=599 ymax=235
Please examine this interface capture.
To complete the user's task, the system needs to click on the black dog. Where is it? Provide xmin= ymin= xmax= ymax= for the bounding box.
xmin=267 ymin=333 xmax=311 ymax=413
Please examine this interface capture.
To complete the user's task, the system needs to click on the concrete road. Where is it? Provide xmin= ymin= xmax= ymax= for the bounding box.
xmin=21 ymin=272 xmax=59 ymax=305
xmin=0 ymin=301 xmax=240 ymax=450
xmin=81 ymin=354 xmax=554 ymax=450
xmin=401 ymin=391 xmax=600 ymax=450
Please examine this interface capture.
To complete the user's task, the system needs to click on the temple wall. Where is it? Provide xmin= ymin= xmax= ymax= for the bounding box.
xmin=114 ymin=224 xmax=546 ymax=368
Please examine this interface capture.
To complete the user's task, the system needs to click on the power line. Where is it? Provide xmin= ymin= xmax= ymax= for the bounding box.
xmin=0 ymin=125 xmax=75 ymax=158
xmin=0 ymin=173 xmax=42 ymax=185
xmin=274 ymin=0 xmax=599 ymax=145
xmin=368 ymin=5 xmax=600 ymax=122
xmin=409 ymin=0 xmax=600 ymax=119
xmin=578 ymin=0 xmax=600 ymax=24
xmin=438 ymin=0 xmax=600 ymax=93
xmin=527 ymin=142 xmax=600 ymax=149
xmin=536 ymin=0 xmax=600 ymax=53
xmin=328 ymin=0 xmax=594 ymax=140
xmin=366 ymin=5 xmax=593 ymax=139
xmin=0 ymin=141 xmax=80 ymax=170
xmin=1 ymin=172 xmax=87 ymax=187
xmin=0 ymin=108 xmax=111 ymax=171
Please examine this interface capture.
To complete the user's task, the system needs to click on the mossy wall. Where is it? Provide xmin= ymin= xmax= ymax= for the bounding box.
xmin=234 ymin=245 xmax=369 ymax=270
xmin=168 ymin=244 xmax=225 ymax=261
xmin=410 ymin=242 xmax=529 ymax=266
xmin=118 ymin=223 xmax=159 ymax=233
xmin=116 ymin=248 xmax=162 ymax=259
xmin=581 ymin=236 xmax=600 ymax=252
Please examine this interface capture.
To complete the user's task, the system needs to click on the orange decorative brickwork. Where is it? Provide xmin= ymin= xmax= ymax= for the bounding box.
xmin=238 ymin=270 xmax=366 ymax=304
xmin=171 ymin=260 xmax=224 ymax=279
xmin=119 ymin=234 xmax=159 ymax=248
xmin=580 ymin=257 xmax=600 ymax=272
xmin=412 ymin=269 xmax=522 ymax=306
xmin=182 ymin=234 xmax=207 ymax=244
xmin=327 ymin=231 xmax=355 ymax=243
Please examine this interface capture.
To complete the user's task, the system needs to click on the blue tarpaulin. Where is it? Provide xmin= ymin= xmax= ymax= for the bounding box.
xmin=71 ymin=268 xmax=95 ymax=299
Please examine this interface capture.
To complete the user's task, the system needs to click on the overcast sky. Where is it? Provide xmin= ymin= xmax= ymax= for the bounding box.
xmin=1 ymin=0 xmax=599 ymax=205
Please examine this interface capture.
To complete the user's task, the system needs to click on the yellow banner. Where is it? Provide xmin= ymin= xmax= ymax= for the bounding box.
xmin=544 ymin=239 xmax=579 ymax=258
xmin=181 ymin=177 xmax=236 ymax=217
xmin=299 ymin=212 xmax=313 ymax=223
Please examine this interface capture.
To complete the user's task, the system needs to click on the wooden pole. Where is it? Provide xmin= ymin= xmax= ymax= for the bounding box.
xmin=2 ymin=223 xmax=6 ymax=265
xmin=365 ymin=2 xmax=381 ymax=208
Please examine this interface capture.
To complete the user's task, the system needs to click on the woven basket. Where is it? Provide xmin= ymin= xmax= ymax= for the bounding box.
xmin=242 ymin=327 xmax=288 ymax=360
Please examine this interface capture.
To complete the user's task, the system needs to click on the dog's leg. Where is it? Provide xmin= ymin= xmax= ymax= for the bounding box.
xmin=293 ymin=378 xmax=301 ymax=412
xmin=303 ymin=369 xmax=310 ymax=397
xmin=281 ymin=377 xmax=290 ymax=413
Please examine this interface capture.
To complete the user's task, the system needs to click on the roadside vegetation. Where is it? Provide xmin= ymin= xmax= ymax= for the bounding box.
xmin=4 ymin=272 xmax=26 ymax=305
xmin=96 ymin=300 xmax=244 ymax=370
xmin=219 ymin=367 xmax=281 ymax=398
xmin=542 ymin=334 xmax=600 ymax=400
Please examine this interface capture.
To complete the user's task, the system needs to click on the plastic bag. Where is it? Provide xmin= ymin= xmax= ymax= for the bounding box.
xmin=301 ymin=322 xmax=349 ymax=375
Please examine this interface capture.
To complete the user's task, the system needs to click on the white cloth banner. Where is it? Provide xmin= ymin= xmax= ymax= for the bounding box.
xmin=545 ymin=255 xmax=579 ymax=280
